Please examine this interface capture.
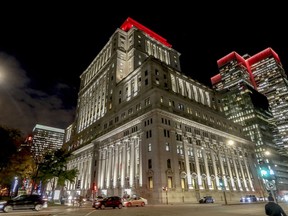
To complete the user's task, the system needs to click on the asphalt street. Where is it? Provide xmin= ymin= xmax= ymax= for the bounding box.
xmin=10 ymin=200 xmax=288 ymax=216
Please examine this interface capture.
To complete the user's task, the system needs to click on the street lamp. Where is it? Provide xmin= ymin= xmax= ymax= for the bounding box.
xmin=227 ymin=140 xmax=234 ymax=146
xmin=260 ymin=151 xmax=277 ymax=202
xmin=162 ymin=186 xmax=168 ymax=204
xmin=264 ymin=151 xmax=271 ymax=156
xmin=216 ymin=150 xmax=227 ymax=205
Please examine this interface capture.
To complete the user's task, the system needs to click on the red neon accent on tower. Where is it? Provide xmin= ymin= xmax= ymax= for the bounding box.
xmin=246 ymin=47 xmax=280 ymax=66
xmin=211 ymin=47 xmax=281 ymax=89
xmin=217 ymin=52 xmax=246 ymax=68
xmin=246 ymin=48 xmax=280 ymax=89
xmin=213 ymin=51 xmax=257 ymax=88
xmin=211 ymin=74 xmax=222 ymax=85
xmin=120 ymin=17 xmax=172 ymax=48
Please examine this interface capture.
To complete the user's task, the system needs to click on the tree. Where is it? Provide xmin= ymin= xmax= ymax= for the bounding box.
xmin=0 ymin=125 xmax=26 ymax=192
xmin=35 ymin=148 xmax=78 ymax=200
xmin=0 ymin=125 xmax=22 ymax=170
xmin=8 ymin=146 xmax=35 ymax=182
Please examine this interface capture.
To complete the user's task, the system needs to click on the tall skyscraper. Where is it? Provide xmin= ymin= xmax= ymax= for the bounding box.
xmin=63 ymin=17 xmax=261 ymax=204
xmin=248 ymin=48 xmax=288 ymax=149
xmin=211 ymin=50 xmax=288 ymax=192
xmin=212 ymin=48 xmax=288 ymax=150
xmin=31 ymin=124 xmax=65 ymax=159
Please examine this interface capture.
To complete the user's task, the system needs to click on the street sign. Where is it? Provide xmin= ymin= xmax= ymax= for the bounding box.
xmin=265 ymin=181 xmax=276 ymax=190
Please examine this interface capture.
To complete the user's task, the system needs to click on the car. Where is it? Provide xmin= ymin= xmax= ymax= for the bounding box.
xmin=92 ymin=196 xmax=123 ymax=209
xmin=258 ymin=196 xmax=268 ymax=201
xmin=138 ymin=197 xmax=148 ymax=205
xmin=92 ymin=196 xmax=104 ymax=208
xmin=123 ymin=197 xmax=147 ymax=207
xmin=95 ymin=195 xmax=104 ymax=200
xmin=240 ymin=194 xmax=257 ymax=203
xmin=199 ymin=196 xmax=214 ymax=203
xmin=0 ymin=194 xmax=47 ymax=213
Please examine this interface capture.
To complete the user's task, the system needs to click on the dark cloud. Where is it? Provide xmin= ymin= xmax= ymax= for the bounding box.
xmin=0 ymin=52 xmax=74 ymax=135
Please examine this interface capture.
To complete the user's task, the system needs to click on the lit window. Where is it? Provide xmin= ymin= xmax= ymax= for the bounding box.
xmin=148 ymin=177 xmax=153 ymax=189
xmin=148 ymin=143 xmax=152 ymax=152
xmin=168 ymin=177 xmax=173 ymax=188
xmin=165 ymin=142 xmax=170 ymax=151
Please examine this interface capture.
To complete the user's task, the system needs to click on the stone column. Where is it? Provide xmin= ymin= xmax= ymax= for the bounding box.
xmin=98 ymin=149 xmax=104 ymax=189
xmin=237 ymin=152 xmax=248 ymax=189
xmin=225 ymin=150 xmax=235 ymax=189
xmin=138 ymin=136 xmax=143 ymax=186
xmin=211 ymin=150 xmax=219 ymax=187
xmin=183 ymin=136 xmax=192 ymax=188
xmin=193 ymin=145 xmax=202 ymax=187
xmin=106 ymin=145 xmax=112 ymax=188
xmin=129 ymin=138 xmax=135 ymax=188
xmin=121 ymin=141 xmax=127 ymax=187
xmin=202 ymin=149 xmax=211 ymax=187
xmin=113 ymin=144 xmax=119 ymax=188
xmin=243 ymin=158 xmax=254 ymax=190
xmin=232 ymin=158 xmax=242 ymax=190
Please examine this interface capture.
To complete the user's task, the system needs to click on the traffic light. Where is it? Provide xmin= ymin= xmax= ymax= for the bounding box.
xmin=92 ymin=182 xmax=97 ymax=191
xmin=260 ymin=166 xmax=268 ymax=177
xmin=259 ymin=162 xmax=274 ymax=180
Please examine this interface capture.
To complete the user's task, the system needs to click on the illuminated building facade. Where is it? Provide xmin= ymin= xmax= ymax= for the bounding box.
xmin=248 ymin=48 xmax=288 ymax=149
xmin=63 ymin=17 xmax=261 ymax=204
xmin=211 ymin=51 xmax=288 ymax=193
xmin=212 ymin=48 xmax=288 ymax=150
xmin=31 ymin=124 xmax=65 ymax=158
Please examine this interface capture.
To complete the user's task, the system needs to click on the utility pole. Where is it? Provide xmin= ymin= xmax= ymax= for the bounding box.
xmin=218 ymin=173 xmax=227 ymax=204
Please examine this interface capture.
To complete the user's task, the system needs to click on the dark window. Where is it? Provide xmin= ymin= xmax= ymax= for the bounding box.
xmin=167 ymin=159 xmax=171 ymax=169
xmin=148 ymin=159 xmax=152 ymax=169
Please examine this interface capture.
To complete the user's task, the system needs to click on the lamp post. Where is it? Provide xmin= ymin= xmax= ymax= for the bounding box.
xmin=215 ymin=148 xmax=227 ymax=205
xmin=162 ymin=186 xmax=168 ymax=204
xmin=261 ymin=151 xmax=277 ymax=203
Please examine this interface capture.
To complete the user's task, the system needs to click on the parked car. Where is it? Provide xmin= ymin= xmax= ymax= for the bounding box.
xmin=199 ymin=196 xmax=214 ymax=203
xmin=123 ymin=197 xmax=147 ymax=207
xmin=258 ymin=196 xmax=268 ymax=201
xmin=240 ymin=194 xmax=257 ymax=203
xmin=92 ymin=196 xmax=123 ymax=209
xmin=138 ymin=197 xmax=148 ymax=205
xmin=0 ymin=194 xmax=47 ymax=213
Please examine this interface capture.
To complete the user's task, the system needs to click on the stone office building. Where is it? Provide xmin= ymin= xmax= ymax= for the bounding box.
xmin=63 ymin=17 xmax=261 ymax=204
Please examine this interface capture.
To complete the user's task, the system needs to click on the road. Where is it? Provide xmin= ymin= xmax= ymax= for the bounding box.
xmin=2 ymin=202 xmax=288 ymax=216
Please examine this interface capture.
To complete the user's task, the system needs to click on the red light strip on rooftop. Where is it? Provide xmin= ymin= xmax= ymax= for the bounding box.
xmin=246 ymin=47 xmax=280 ymax=65
xmin=211 ymin=74 xmax=222 ymax=85
xmin=212 ymin=51 xmax=257 ymax=88
xmin=245 ymin=47 xmax=280 ymax=89
xmin=217 ymin=51 xmax=246 ymax=68
xmin=120 ymin=17 xmax=172 ymax=48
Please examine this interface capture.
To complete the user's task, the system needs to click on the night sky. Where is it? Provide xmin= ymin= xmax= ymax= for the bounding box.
xmin=0 ymin=2 xmax=287 ymax=135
